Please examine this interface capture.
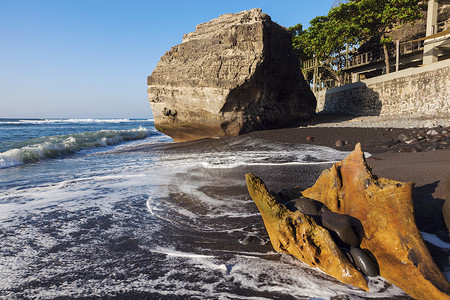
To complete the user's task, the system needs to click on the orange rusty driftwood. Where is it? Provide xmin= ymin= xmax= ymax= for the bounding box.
xmin=302 ymin=143 xmax=449 ymax=299
xmin=245 ymin=173 xmax=369 ymax=291
xmin=246 ymin=143 xmax=450 ymax=299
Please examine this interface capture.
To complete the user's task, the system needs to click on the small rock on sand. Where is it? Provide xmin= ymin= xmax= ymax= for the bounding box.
xmin=350 ymin=247 xmax=378 ymax=277
xmin=396 ymin=133 xmax=409 ymax=142
xmin=335 ymin=140 xmax=344 ymax=147
xmin=322 ymin=211 xmax=359 ymax=247
xmin=427 ymin=129 xmax=439 ymax=136
xmin=240 ymin=235 xmax=256 ymax=245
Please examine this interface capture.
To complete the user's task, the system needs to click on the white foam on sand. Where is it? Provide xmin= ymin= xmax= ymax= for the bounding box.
xmin=0 ymin=172 xmax=155 ymax=220
xmin=0 ymin=138 xmax=402 ymax=299
xmin=0 ymin=157 xmax=174 ymax=297
xmin=232 ymin=254 xmax=402 ymax=299
xmin=140 ymin=249 xmax=405 ymax=299
xmin=47 ymin=244 xmax=396 ymax=300
xmin=163 ymin=142 xmax=351 ymax=170
xmin=421 ymin=232 xmax=450 ymax=250
xmin=149 ymin=247 xmax=216 ymax=259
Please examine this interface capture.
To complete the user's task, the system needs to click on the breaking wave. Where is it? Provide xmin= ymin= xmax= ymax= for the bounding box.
xmin=0 ymin=118 xmax=154 ymax=125
xmin=0 ymin=127 xmax=153 ymax=168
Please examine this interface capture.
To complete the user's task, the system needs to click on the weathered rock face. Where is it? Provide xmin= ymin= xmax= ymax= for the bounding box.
xmin=147 ymin=8 xmax=316 ymax=141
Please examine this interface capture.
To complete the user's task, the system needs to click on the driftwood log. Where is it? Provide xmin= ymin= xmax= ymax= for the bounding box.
xmin=246 ymin=143 xmax=450 ymax=299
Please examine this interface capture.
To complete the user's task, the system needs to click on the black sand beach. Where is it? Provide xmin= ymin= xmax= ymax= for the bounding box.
xmin=116 ymin=121 xmax=450 ymax=299
xmin=249 ymin=126 xmax=450 ymax=195
xmin=137 ymin=121 xmax=450 ymax=234
xmin=167 ymin=126 xmax=449 ymax=264
xmin=246 ymin=124 xmax=450 ymax=231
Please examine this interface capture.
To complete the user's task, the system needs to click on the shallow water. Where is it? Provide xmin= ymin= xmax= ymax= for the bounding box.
xmin=0 ymin=120 xmax=413 ymax=299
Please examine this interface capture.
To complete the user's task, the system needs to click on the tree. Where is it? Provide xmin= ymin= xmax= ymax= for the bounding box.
xmin=291 ymin=0 xmax=424 ymax=75
xmin=290 ymin=15 xmax=359 ymax=62
xmin=329 ymin=0 xmax=424 ymax=73
xmin=290 ymin=12 xmax=361 ymax=85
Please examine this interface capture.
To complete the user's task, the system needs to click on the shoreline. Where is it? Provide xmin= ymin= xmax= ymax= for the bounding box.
xmin=138 ymin=122 xmax=449 ymax=228
xmin=241 ymin=124 xmax=449 ymax=228
xmin=103 ymin=119 xmax=450 ymax=297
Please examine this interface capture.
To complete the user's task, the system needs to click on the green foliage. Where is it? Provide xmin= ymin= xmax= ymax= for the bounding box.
xmin=290 ymin=0 xmax=424 ymax=65
xmin=289 ymin=23 xmax=310 ymax=61
xmin=349 ymin=0 xmax=424 ymax=42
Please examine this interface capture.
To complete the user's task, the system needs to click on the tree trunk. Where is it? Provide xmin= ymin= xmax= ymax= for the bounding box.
xmin=338 ymin=73 xmax=344 ymax=86
xmin=383 ymin=43 xmax=390 ymax=74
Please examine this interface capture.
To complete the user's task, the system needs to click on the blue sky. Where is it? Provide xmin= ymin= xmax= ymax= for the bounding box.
xmin=0 ymin=0 xmax=335 ymax=118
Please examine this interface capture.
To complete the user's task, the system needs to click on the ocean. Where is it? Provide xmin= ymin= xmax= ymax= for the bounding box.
xmin=0 ymin=118 xmax=410 ymax=299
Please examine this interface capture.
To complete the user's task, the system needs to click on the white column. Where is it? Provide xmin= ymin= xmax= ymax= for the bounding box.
xmin=396 ymin=40 xmax=400 ymax=71
xmin=423 ymin=0 xmax=439 ymax=65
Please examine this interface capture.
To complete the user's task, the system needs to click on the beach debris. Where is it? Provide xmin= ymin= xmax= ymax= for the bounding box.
xmin=302 ymin=143 xmax=450 ymax=299
xmin=245 ymin=174 xmax=369 ymax=292
xmin=404 ymin=139 xmax=418 ymax=145
xmin=384 ymin=127 xmax=449 ymax=152
xmin=427 ymin=129 xmax=439 ymax=136
xmin=246 ymin=143 xmax=450 ymax=299
xmin=431 ymin=134 xmax=445 ymax=143
xmin=305 ymin=136 xmax=314 ymax=141
xmin=417 ymin=131 xmax=426 ymax=140
xmin=396 ymin=133 xmax=409 ymax=142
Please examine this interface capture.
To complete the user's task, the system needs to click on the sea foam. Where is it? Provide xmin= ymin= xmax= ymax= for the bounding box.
xmin=0 ymin=126 xmax=153 ymax=168
xmin=0 ymin=135 xmax=410 ymax=299
xmin=0 ymin=118 xmax=154 ymax=125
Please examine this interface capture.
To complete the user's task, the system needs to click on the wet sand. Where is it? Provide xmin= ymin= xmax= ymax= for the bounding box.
xmin=132 ymin=125 xmax=450 ymax=234
xmin=245 ymin=126 xmax=450 ymax=283
xmin=133 ymin=124 xmax=449 ymax=234
xmin=123 ymin=123 xmax=449 ymax=298
xmin=245 ymin=126 xmax=450 ymax=228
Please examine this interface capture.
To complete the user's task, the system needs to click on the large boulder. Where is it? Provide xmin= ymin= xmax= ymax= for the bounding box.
xmin=147 ymin=8 xmax=316 ymax=141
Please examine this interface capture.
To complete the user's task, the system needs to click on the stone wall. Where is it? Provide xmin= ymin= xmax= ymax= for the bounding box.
xmin=317 ymin=59 xmax=450 ymax=117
